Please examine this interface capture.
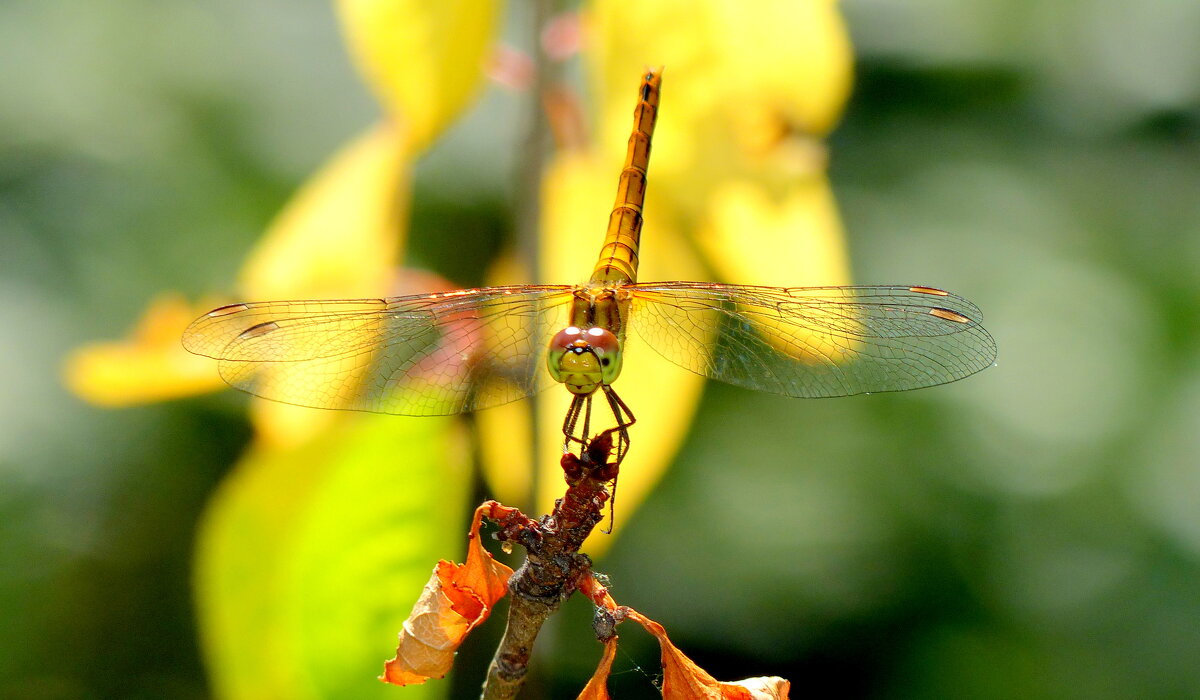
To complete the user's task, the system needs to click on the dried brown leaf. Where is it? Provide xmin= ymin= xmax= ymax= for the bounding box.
xmin=627 ymin=610 xmax=790 ymax=700
xmin=576 ymin=639 xmax=619 ymax=700
xmin=726 ymin=676 xmax=791 ymax=699
xmin=580 ymin=573 xmax=618 ymax=611
xmin=381 ymin=504 xmax=516 ymax=685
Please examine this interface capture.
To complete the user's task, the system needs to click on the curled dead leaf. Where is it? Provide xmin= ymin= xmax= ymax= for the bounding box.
xmin=726 ymin=676 xmax=791 ymax=700
xmin=579 ymin=577 xmax=789 ymax=699
xmin=576 ymin=639 xmax=619 ymax=700
xmin=380 ymin=564 xmax=473 ymax=685
xmin=380 ymin=503 xmax=516 ymax=686
xmin=627 ymin=610 xmax=790 ymax=700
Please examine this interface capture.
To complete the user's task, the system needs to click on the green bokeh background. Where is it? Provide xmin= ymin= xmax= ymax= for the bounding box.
xmin=3 ymin=1 xmax=1200 ymax=698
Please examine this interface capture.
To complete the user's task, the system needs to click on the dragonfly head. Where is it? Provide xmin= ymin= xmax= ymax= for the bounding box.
xmin=547 ymin=326 xmax=623 ymax=395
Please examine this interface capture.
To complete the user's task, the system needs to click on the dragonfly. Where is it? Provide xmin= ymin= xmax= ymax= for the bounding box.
xmin=183 ymin=69 xmax=996 ymax=466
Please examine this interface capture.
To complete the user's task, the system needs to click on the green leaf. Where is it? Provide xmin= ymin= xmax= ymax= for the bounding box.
xmin=195 ymin=413 xmax=470 ymax=699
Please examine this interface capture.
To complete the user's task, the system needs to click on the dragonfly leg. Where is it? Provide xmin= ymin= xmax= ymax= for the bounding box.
xmin=561 ymin=395 xmax=581 ymax=453
xmin=594 ymin=386 xmax=637 ymax=534
xmin=582 ymin=393 xmax=594 ymax=445
xmin=600 ymin=385 xmax=636 ymax=468
xmin=560 ymin=394 xmax=595 ymax=455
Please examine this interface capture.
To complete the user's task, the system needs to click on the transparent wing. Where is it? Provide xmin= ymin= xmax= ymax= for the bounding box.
xmin=626 ymin=283 xmax=996 ymax=398
xmin=182 ymin=285 xmax=577 ymax=415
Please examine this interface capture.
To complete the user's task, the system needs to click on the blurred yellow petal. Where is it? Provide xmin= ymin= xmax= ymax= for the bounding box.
xmin=586 ymin=0 xmax=853 ymax=224
xmin=704 ymin=179 xmax=857 ymax=362
xmin=586 ymin=2 xmax=854 ymax=288
xmin=64 ymin=293 xmax=225 ymax=406
xmin=708 ymin=0 xmax=852 ymax=136
xmin=588 ymin=0 xmax=852 ymax=141
xmin=535 ymin=153 xmax=707 ymax=552
xmin=337 ymin=0 xmax=503 ymax=152
xmin=241 ymin=123 xmax=409 ymax=301
xmin=702 ymin=178 xmax=851 ymax=288
xmin=234 ymin=124 xmax=408 ymax=442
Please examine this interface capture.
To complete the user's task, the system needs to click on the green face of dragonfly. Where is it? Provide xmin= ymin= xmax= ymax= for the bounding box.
xmin=547 ymin=326 xmax=624 ymax=395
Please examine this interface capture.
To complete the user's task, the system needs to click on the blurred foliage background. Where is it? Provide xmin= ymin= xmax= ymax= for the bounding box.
xmin=4 ymin=0 xmax=1200 ymax=698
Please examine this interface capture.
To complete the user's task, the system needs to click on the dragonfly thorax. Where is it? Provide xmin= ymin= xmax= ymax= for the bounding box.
xmin=547 ymin=326 xmax=623 ymax=395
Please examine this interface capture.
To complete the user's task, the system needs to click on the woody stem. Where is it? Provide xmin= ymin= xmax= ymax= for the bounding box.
xmin=479 ymin=433 xmax=617 ymax=699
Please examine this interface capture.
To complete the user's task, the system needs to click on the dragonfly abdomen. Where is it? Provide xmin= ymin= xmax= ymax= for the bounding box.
xmin=590 ymin=69 xmax=662 ymax=286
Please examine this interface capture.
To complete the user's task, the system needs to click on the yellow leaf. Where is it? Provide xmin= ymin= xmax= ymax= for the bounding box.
xmin=195 ymin=414 xmax=467 ymax=700
xmin=337 ymin=0 xmax=503 ymax=152
xmin=66 ymin=125 xmax=409 ymax=417
xmin=63 ymin=293 xmax=225 ymax=406
xmin=248 ymin=400 xmax=341 ymax=451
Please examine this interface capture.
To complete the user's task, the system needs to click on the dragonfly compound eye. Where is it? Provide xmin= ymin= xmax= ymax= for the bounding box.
xmin=583 ymin=327 xmax=623 ymax=384
xmin=547 ymin=327 xmax=586 ymax=387
xmin=546 ymin=326 xmax=624 ymax=394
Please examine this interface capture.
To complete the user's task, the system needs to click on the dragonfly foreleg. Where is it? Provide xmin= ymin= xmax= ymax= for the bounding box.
xmin=561 ymin=394 xmax=594 ymax=455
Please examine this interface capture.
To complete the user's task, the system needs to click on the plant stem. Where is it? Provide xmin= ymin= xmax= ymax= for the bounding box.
xmin=480 ymin=568 xmax=573 ymax=699
xmin=480 ymin=431 xmax=619 ymax=699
